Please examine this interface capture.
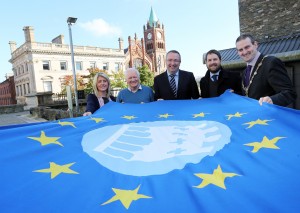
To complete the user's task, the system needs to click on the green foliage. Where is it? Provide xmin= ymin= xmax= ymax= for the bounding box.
xmin=109 ymin=70 xmax=127 ymax=89
xmin=61 ymin=66 xmax=153 ymax=96
xmin=138 ymin=65 xmax=154 ymax=88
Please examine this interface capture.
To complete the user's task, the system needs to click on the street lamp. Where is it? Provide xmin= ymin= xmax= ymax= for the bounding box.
xmin=67 ymin=17 xmax=79 ymax=115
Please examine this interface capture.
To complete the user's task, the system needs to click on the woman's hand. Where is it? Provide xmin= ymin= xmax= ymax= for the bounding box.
xmin=83 ymin=112 xmax=92 ymax=116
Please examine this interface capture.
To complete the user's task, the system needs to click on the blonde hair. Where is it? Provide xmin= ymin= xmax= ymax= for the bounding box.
xmin=92 ymin=72 xmax=111 ymax=98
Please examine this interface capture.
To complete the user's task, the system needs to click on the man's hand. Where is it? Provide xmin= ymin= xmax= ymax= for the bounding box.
xmin=259 ymin=96 xmax=273 ymax=105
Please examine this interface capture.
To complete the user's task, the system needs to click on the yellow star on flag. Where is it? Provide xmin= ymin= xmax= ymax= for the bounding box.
xmin=194 ymin=165 xmax=240 ymax=189
xmin=122 ymin=115 xmax=137 ymax=120
xmin=243 ymin=119 xmax=273 ymax=129
xmin=58 ymin=120 xmax=76 ymax=128
xmin=244 ymin=136 xmax=285 ymax=153
xmin=159 ymin=113 xmax=173 ymax=118
xmin=90 ymin=117 xmax=105 ymax=123
xmin=34 ymin=162 xmax=79 ymax=179
xmin=226 ymin=112 xmax=246 ymax=120
xmin=28 ymin=131 xmax=63 ymax=146
xmin=193 ymin=112 xmax=208 ymax=118
xmin=102 ymin=185 xmax=151 ymax=209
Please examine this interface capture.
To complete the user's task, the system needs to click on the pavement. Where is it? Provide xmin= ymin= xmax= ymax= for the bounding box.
xmin=0 ymin=111 xmax=47 ymax=127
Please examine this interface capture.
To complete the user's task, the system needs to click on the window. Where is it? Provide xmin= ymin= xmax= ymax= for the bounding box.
xmin=19 ymin=85 xmax=23 ymax=96
xmin=114 ymin=63 xmax=120 ymax=71
xmin=25 ymin=63 xmax=29 ymax=72
xmin=90 ymin=61 xmax=96 ymax=68
xmin=23 ymin=84 xmax=26 ymax=95
xmin=133 ymin=59 xmax=142 ymax=68
xmin=60 ymin=61 xmax=67 ymax=70
xmin=76 ymin=61 xmax=82 ymax=70
xmin=43 ymin=61 xmax=50 ymax=70
xmin=43 ymin=81 xmax=52 ymax=92
xmin=103 ymin=63 xmax=108 ymax=71
xmin=27 ymin=83 xmax=30 ymax=94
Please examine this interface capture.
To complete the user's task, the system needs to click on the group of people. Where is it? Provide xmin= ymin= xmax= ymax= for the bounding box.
xmin=83 ymin=34 xmax=296 ymax=116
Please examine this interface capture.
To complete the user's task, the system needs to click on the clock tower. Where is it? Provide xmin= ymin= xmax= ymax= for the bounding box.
xmin=143 ymin=7 xmax=166 ymax=75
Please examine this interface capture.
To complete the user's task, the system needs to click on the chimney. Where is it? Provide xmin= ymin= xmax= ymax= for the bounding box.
xmin=23 ymin=26 xmax=35 ymax=42
xmin=52 ymin=35 xmax=65 ymax=44
xmin=9 ymin=41 xmax=17 ymax=53
xmin=118 ymin=37 xmax=124 ymax=50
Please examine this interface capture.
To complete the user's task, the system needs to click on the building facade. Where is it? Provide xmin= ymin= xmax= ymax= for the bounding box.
xmin=126 ymin=7 xmax=166 ymax=75
xmin=8 ymin=8 xmax=166 ymax=109
xmin=0 ymin=75 xmax=16 ymax=105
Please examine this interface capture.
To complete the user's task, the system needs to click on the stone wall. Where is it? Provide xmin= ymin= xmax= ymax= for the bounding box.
xmin=0 ymin=104 xmax=25 ymax=114
xmin=239 ymin=0 xmax=300 ymax=41
xmin=30 ymin=105 xmax=86 ymax=121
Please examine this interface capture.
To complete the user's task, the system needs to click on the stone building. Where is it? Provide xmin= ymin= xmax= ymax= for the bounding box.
xmin=215 ymin=0 xmax=300 ymax=109
xmin=8 ymin=8 xmax=166 ymax=109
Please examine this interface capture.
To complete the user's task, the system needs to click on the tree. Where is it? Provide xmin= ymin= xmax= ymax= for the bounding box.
xmin=138 ymin=65 xmax=154 ymax=88
xmin=109 ymin=70 xmax=127 ymax=90
xmin=61 ymin=74 xmax=85 ymax=93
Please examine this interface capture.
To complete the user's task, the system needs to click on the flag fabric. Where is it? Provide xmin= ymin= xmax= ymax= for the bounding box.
xmin=1 ymin=91 xmax=300 ymax=212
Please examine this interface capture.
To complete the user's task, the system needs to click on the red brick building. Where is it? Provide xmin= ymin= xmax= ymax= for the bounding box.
xmin=0 ymin=76 xmax=17 ymax=105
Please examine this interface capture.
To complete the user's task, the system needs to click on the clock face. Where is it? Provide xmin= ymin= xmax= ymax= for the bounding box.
xmin=156 ymin=31 xmax=162 ymax=39
xmin=147 ymin=33 xmax=152 ymax=39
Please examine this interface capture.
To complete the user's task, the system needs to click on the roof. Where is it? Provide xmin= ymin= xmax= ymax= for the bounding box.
xmin=149 ymin=7 xmax=158 ymax=27
xmin=219 ymin=33 xmax=300 ymax=64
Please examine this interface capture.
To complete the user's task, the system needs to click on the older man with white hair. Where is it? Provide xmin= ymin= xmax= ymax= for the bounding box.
xmin=116 ymin=68 xmax=154 ymax=103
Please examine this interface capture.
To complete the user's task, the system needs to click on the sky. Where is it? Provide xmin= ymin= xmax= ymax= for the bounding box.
xmin=0 ymin=0 xmax=240 ymax=82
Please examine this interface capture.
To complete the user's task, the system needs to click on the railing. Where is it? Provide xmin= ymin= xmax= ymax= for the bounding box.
xmin=52 ymin=93 xmax=69 ymax=104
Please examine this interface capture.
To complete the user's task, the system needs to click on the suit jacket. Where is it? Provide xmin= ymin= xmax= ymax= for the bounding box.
xmin=243 ymin=54 xmax=296 ymax=106
xmin=154 ymin=70 xmax=200 ymax=100
xmin=85 ymin=94 xmax=116 ymax=114
xmin=200 ymin=68 xmax=242 ymax=98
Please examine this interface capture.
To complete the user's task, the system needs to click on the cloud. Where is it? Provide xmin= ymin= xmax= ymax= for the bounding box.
xmin=78 ymin=19 xmax=121 ymax=37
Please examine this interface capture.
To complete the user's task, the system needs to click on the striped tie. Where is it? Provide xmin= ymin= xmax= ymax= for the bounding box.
xmin=169 ymin=74 xmax=177 ymax=97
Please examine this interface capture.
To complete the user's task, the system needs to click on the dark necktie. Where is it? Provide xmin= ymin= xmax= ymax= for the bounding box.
xmin=212 ymin=75 xmax=218 ymax=82
xmin=244 ymin=65 xmax=252 ymax=87
xmin=169 ymin=74 xmax=177 ymax=97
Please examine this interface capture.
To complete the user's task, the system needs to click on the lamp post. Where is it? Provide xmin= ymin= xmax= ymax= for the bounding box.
xmin=67 ymin=17 xmax=79 ymax=115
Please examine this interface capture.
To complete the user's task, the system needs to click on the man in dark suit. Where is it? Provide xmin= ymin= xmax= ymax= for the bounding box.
xmin=154 ymin=50 xmax=200 ymax=100
xmin=236 ymin=34 xmax=296 ymax=107
xmin=200 ymin=49 xmax=241 ymax=98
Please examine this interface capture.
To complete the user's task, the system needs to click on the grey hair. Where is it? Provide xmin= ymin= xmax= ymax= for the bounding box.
xmin=92 ymin=72 xmax=111 ymax=98
xmin=124 ymin=68 xmax=140 ymax=79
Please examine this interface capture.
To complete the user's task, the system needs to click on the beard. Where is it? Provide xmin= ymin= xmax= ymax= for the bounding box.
xmin=207 ymin=64 xmax=221 ymax=73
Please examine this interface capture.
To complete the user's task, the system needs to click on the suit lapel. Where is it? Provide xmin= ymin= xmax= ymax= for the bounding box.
xmin=177 ymin=70 xmax=183 ymax=93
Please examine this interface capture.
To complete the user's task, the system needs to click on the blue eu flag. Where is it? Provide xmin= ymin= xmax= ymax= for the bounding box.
xmin=1 ymin=91 xmax=300 ymax=212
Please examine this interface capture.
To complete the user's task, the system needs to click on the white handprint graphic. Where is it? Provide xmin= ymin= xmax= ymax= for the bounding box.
xmin=82 ymin=120 xmax=231 ymax=176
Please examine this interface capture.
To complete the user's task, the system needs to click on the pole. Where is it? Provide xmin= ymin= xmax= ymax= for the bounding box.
xmin=68 ymin=23 xmax=79 ymax=116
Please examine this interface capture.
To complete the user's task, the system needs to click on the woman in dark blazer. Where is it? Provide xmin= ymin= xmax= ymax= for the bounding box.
xmin=83 ymin=72 xmax=115 ymax=116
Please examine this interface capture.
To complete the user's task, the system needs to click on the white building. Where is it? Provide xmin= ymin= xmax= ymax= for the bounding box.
xmin=9 ymin=26 xmax=125 ymax=109
xmin=8 ymin=8 xmax=166 ymax=109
